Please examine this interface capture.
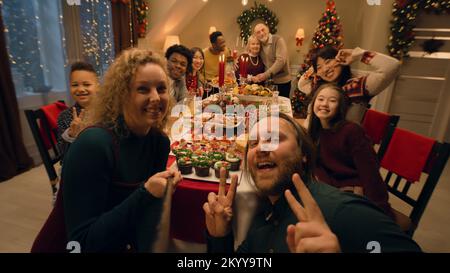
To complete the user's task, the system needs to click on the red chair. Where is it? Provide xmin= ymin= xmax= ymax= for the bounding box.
xmin=362 ymin=109 xmax=400 ymax=160
xmin=24 ymin=101 xmax=68 ymax=196
xmin=379 ymin=128 xmax=450 ymax=236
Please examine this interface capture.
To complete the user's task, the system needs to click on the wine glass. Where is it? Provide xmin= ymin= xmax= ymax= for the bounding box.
xmin=204 ymin=82 xmax=212 ymax=99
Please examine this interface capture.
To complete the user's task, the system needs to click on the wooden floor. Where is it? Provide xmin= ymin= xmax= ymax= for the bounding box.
xmin=1 ymin=162 xmax=449 ymax=252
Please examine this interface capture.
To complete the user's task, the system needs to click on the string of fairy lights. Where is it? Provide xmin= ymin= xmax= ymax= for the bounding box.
xmin=80 ymin=0 xmax=114 ymax=75
xmin=1 ymin=1 xmax=50 ymax=93
xmin=1 ymin=0 xmax=115 ymax=94
xmin=59 ymin=12 xmax=69 ymax=73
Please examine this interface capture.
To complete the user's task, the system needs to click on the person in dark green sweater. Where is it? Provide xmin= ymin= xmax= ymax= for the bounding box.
xmin=31 ymin=48 xmax=182 ymax=252
xmin=204 ymin=113 xmax=421 ymax=253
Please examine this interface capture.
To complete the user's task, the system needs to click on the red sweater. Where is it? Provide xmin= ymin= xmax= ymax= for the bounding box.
xmin=315 ymin=121 xmax=393 ymax=218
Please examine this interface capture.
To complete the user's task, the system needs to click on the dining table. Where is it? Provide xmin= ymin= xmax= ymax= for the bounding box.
xmin=167 ymin=95 xmax=296 ymax=252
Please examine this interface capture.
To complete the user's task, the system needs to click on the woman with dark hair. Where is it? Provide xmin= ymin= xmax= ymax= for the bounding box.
xmin=186 ymin=47 xmax=205 ymax=97
xmin=307 ymin=83 xmax=394 ymax=219
xmin=299 ymin=46 xmax=400 ymax=123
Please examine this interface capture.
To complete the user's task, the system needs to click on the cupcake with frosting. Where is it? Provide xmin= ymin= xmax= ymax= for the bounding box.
xmin=214 ymin=161 xmax=231 ymax=179
xmin=175 ymin=148 xmax=192 ymax=160
xmin=177 ymin=157 xmax=193 ymax=175
xmin=225 ymin=152 xmax=241 ymax=171
xmin=193 ymin=156 xmax=211 ymax=177
xmin=208 ymin=151 xmax=224 ymax=166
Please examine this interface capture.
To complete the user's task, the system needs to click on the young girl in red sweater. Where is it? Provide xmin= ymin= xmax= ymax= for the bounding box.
xmin=307 ymin=83 xmax=394 ymax=219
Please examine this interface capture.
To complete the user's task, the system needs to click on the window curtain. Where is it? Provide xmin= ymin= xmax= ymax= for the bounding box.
xmin=0 ymin=10 xmax=33 ymax=182
xmin=111 ymin=0 xmax=138 ymax=56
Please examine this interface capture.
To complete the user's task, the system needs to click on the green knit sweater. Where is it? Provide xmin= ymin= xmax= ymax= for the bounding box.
xmin=62 ymin=126 xmax=170 ymax=252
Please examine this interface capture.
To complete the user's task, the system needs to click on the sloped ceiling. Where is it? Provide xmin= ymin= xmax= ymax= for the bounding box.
xmin=141 ymin=0 xmax=208 ymax=52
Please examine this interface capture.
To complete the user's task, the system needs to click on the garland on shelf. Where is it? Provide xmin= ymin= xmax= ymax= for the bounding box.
xmin=136 ymin=0 xmax=150 ymax=38
xmin=237 ymin=2 xmax=278 ymax=43
xmin=388 ymin=0 xmax=450 ymax=59
xmin=111 ymin=0 xmax=150 ymax=38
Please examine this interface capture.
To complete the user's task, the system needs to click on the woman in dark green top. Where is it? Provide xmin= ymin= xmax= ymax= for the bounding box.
xmin=32 ymin=49 xmax=182 ymax=252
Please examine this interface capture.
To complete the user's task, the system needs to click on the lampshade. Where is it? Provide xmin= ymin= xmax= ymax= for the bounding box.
xmin=163 ymin=35 xmax=180 ymax=52
xmin=209 ymin=26 xmax=217 ymax=35
xmin=295 ymin=28 xmax=305 ymax=39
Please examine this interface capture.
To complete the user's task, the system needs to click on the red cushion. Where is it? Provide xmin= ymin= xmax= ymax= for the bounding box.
xmin=362 ymin=109 xmax=391 ymax=145
xmin=380 ymin=128 xmax=435 ymax=182
xmin=39 ymin=101 xmax=67 ymax=149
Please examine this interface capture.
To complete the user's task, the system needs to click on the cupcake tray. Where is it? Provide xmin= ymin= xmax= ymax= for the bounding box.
xmin=169 ymin=161 xmax=243 ymax=184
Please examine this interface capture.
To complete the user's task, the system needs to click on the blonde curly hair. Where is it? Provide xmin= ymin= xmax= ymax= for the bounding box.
xmin=87 ymin=48 xmax=173 ymax=133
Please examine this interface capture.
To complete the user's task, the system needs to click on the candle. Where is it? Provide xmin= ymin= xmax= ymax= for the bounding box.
xmin=242 ymin=38 xmax=244 ymax=48
xmin=219 ymin=55 xmax=225 ymax=87
xmin=233 ymin=49 xmax=238 ymax=60
xmin=236 ymin=36 xmax=239 ymax=47
xmin=243 ymin=57 xmax=249 ymax=78
xmin=239 ymin=56 xmax=244 ymax=78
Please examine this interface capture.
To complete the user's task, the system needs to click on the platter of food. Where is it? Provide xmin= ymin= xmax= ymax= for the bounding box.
xmin=210 ymin=76 xmax=237 ymax=89
xmin=233 ymin=84 xmax=274 ymax=102
xmin=202 ymin=93 xmax=240 ymax=112
xmin=170 ymin=138 xmax=244 ymax=183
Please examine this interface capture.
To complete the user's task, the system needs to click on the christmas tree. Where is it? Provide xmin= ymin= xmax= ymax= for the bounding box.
xmin=292 ymin=0 xmax=343 ymax=118
xmin=300 ymin=0 xmax=343 ymax=75
xmin=311 ymin=0 xmax=344 ymax=50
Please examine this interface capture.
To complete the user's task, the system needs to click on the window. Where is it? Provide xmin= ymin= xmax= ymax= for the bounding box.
xmin=1 ymin=0 xmax=115 ymax=98
xmin=2 ymin=0 xmax=67 ymax=97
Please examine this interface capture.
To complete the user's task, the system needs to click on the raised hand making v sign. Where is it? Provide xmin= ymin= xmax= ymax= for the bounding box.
xmin=203 ymin=168 xmax=239 ymax=237
xmin=285 ymin=173 xmax=340 ymax=253
xmin=68 ymin=107 xmax=85 ymax=138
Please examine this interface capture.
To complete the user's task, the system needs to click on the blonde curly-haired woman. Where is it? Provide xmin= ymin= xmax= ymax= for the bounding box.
xmin=32 ymin=48 xmax=182 ymax=253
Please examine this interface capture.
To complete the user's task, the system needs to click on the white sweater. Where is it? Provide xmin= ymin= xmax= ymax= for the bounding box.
xmin=298 ymin=47 xmax=400 ymax=123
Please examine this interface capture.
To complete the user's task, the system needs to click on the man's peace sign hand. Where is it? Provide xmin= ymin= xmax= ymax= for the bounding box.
xmin=203 ymin=168 xmax=238 ymax=238
xmin=285 ymin=173 xmax=341 ymax=253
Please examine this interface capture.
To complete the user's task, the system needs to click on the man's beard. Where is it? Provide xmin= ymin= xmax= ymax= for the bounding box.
xmin=251 ymin=152 xmax=303 ymax=197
